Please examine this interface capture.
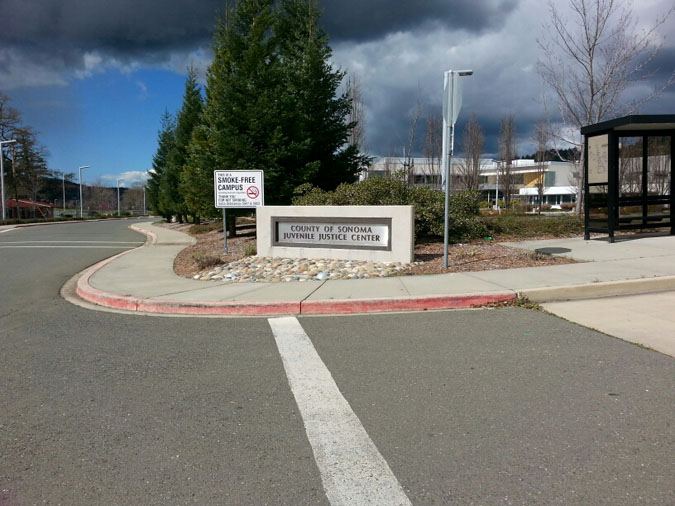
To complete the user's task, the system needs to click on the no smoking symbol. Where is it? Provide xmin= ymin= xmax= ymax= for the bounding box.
xmin=246 ymin=186 xmax=260 ymax=199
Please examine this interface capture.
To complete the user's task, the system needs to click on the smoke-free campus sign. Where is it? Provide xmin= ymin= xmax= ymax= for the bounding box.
xmin=214 ymin=170 xmax=264 ymax=208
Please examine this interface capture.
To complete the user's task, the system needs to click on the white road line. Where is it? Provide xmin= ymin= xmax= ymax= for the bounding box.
xmin=268 ymin=317 xmax=412 ymax=506
xmin=0 ymin=241 xmax=143 ymax=244
xmin=0 ymin=246 xmax=136 ymax=249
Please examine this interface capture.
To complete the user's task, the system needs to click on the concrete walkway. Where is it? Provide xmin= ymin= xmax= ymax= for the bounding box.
xmin=542 ymin=292 xmax=675 ymax=357
xmin=71 ymin=221 xmax=675 ymax=316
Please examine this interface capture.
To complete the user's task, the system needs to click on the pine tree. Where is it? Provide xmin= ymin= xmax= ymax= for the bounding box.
xmin=275 ymin=0 xmax=366 ymax=194
xmin=198 ymin=0 xmax=366 ymax=207
xmin=201 ymin=0 xmax=287 ymax=203
xmin=147 ymin=111 xmax=175 ymax=220
xmin=160 ymin=68 xmax=204 ymax=222
xmin=181 ymin=124 xmax=219 ymax=221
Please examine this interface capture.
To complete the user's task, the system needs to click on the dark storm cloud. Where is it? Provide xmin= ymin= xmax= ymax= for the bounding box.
xmin=2 ymin=0 xmax=223 ymax=58
xmin=319 ymin=0 xmax=518 ymax=42
xmin=2 ymin=0 xmax=517 ymax=67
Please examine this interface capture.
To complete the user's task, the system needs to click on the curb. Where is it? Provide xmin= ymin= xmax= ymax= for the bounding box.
xmin=299 ymin=293 xmax=516 ymax=315
xmin=76 ymin=269 xmax=518 ymax=316
xmin=521 ymin=275 xmax=675 ymax=302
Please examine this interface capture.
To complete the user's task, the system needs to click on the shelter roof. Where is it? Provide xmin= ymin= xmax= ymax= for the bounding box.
xmin=580 ymin=115 xmax=675 ymax=136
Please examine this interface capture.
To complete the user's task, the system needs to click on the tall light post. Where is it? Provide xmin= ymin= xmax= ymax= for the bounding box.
xmin=117 ymin=178 xmax=124 ymax=217
xmin=61 ymin=173 xmax=66 ymax=213
xmin=143 ymin=186 xmax=146 ymax=215
xmin=0 ymin=139 xmax=17 ymax=221
xmin=441 ymin=69 xmax=472 ymax=268
xmin=78 ymin=165 xmax=89 ymax=218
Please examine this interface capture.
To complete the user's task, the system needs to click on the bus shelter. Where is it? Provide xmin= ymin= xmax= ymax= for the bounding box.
xmin=581 ymin=115 xmax=674 ymax=242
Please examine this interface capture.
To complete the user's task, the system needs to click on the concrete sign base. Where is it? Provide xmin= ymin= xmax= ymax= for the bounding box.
xmin=257 ymin=206 xmax=415 ymax=263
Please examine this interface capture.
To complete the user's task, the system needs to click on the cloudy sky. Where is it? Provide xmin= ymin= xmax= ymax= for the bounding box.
xmin=2 ymin=0 xmax=674 ymax=186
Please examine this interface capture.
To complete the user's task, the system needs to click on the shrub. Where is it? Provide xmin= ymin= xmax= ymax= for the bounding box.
xmin=244 ymin=242 xmax=257 ymax=256
xmin=560 ymin=203 xmax=575 ymax=211
xmin=191 ymin=252 xmax=222 ymax=270
xmin=409 ymin=186 xmax=444 ymax=237
xmin=293 ymin=180 xmax=486 ymax=242
xmin=482 ymin=214 xmax=583 ymax=238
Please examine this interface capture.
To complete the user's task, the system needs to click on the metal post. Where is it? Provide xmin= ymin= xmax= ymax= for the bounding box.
xmin=0 ymin=139 xmax=17 ymax=221
xmin=143 ymin=186 xmax=146 ymax=215
xmin=0 ymin=146 xmax=5 ymax=221
xmin=496 ymin=166 xmax=500 ymax=213
xmin=441 ymin=70 xmax=472 ymax=268
xmin=223 ymin=208 xmax=228 ymax=254
xmin=443 ymin=124 xmax=454 ymax=269
xmin=62 ymin=173 xmax=66 ymax=213
xmin=117 ymin=178 xmax=124 ymax=217
xmin=78 ymin=165 xmax=89 ymax=218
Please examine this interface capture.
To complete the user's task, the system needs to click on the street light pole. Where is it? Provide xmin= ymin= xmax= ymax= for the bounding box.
xmin=143 ymin=186 xmax=146 ymax=215
xmin=78 ymin=165 xmax=89 ymax=218
xmin=62 ymin=173 xmax=66 ymax=213
xmin=117 ymin=178 xmax=124 ymax=217
xmin=441 ymin=70 xmax=472 ymax=268
xmin=0 ymin=139 xmax=17 ymax=221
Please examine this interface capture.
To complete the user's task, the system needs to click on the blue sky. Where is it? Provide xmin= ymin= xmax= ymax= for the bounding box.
xmin=10 ymin=68 xmax=186 ymax=186
xmin=2 ymin=0 xmax=674 ymax=187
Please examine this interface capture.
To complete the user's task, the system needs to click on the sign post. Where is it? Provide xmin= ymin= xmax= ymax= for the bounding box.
xmin=214 ymin=170 xmax=264 ymax=254
xmin=441 ymin=70 xmax=472 ymax=268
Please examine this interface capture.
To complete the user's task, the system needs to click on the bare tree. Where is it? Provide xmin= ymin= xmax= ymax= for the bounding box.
xmin=11 ymin=127 xmax=50 ymax=217
xmin=457 ymin=114 xmax=484 ymax=191
xmin=403 ymin=89 xmax=424 ymax=187
xmin=538 ymin=0 xmax=675 ymax=212
xmin=421 ymin=114 xmax=442 ymax=188
xmin=346 ymin=74 xmax=367 ymax=154
xmin=498 ymin=115 xmax=517 ymax=208
xmin=534 ymin=120 xmax=549 ymax=214
xmin=0 ymin=92 xmax=21 ymax=141
xmin=120 ymin=185 xmax=146 ymax=214
xmin=84 ymin=181 xmax=115 ymax=215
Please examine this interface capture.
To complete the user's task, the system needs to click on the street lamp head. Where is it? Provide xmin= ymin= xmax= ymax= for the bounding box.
xmin=78 ymin=165 xmax=89 ymax=170
xmin=457 ymin=70 xmax=473 ymax=76
xmin=0 ymin=139 xmax=16 ymax=146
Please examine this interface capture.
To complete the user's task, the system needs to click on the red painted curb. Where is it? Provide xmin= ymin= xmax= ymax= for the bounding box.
xmin=299 ymin=292 xmax=516 ymax=315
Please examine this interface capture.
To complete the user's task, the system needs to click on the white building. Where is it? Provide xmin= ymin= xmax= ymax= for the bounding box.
xmin=364 ymin=156 xmax=579 ymax=208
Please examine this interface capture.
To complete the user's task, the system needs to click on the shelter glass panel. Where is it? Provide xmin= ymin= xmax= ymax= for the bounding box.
xmin=647 ymin=136 xmax=670 ymax=197
xmin=588 ymin=185 xmax=609 ymax=228
xmin=618 ymin=136 xmax=643 ymax=199
xmin=587 ymin=134 xmax=609 ymax=184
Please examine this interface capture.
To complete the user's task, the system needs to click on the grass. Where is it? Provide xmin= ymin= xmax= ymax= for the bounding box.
xmin=480 ymin=213 xmax=584 ymax=239
xmin=191 ymin=252 xmax=223 ymax=270
xmin=189 ymin=221 xmax=223 ymax=235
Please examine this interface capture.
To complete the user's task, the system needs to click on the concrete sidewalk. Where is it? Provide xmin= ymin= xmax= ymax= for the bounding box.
xmin=73 ymin=221 xmax=675 ymax=318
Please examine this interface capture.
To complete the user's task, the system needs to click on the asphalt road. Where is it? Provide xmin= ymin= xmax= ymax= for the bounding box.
xmin=1 ymin=220 xmax=674 ymax=505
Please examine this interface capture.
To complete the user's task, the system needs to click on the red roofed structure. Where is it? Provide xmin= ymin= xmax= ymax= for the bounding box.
xmin=4 ymin=199 xmax=56 ymax=219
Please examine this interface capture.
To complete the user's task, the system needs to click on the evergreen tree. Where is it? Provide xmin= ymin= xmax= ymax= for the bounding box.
xmin=275 ymin=0 xmax=366 ymax=193
xmin=147 ymin=111 xmax=175 ymax=220
xmin=202 ymin=0 xmax=286 ymax=203
xmin=160 ymin=68 xmax=204 ymax=222
xmin=181 ymin=124 xmax=219 ymax=221
xmin=199 ymin=0 xmax=365 ymax=206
